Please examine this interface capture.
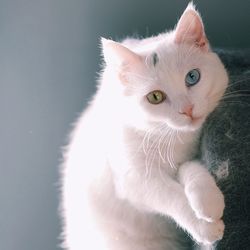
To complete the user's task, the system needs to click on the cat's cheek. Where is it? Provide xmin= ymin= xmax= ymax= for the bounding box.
xmin=141 ymin=101 xmax=170 ymax=122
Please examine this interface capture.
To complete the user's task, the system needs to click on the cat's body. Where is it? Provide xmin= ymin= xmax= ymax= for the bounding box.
xmin=62 ymin=113 xmax=194 ymax=250
xmin=61 ymin=4 xmax=228 ymax=250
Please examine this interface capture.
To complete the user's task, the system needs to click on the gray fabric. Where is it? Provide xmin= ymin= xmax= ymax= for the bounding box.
xmin=197 ymin=49 xmax=250 ymax=249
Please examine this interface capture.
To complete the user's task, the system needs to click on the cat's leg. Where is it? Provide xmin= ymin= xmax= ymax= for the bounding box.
xmin=123 ymin=173 xmax=224 ymax=245
xmin=178 ymin=161 xmax=225 ymax=222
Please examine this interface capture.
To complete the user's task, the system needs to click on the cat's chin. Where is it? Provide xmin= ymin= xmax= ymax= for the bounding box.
xmin=168 ymin=116 xmax=205 ymax=132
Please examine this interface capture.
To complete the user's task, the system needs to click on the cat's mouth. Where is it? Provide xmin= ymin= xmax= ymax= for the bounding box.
xmin=188 ymin=115 xmax=205 ymax=130
xmin=191 ymin=115 xmax=203 ymax=124
xmin=167 ymin=115 xmax=205 ymax=131
xmin=174 ymin=115 xmax=205 ymax=131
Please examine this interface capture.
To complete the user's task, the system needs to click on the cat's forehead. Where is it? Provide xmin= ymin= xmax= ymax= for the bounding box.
xmin=132 ymin=45 xmax=206 ymax=94
xmin=153 ymin=44 xmax=204 ymax=68
xmin=144 ymin=44 xmax=205 ymax=84
xmin=126 ymin=42 xmax=211 ymax=96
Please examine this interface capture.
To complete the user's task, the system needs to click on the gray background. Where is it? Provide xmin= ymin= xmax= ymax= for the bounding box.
xmin=0 ymin=0 xmax=249 ymax=250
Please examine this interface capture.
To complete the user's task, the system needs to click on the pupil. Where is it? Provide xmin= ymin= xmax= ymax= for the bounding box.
xmin=185 ymin=69 xmax=200 ymax=87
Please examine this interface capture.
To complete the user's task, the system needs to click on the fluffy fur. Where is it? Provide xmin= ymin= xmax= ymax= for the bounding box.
xmin=60 ymin=3 xmax=229 ymax=250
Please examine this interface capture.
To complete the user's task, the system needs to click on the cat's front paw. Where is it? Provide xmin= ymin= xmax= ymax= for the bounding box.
xmin=185 ymin=182 xmax=225 ymax=222
xmin=193 ymin=219 xmax=225 ymax=245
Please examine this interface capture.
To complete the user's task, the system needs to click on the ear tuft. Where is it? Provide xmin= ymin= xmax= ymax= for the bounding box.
xmin=101 ymin=37 xmax=117 ymax=64
xmin=174 ymin=3 xmax=209 ymax=51
xmin=185 ymin=1 xmax=197 ymax=12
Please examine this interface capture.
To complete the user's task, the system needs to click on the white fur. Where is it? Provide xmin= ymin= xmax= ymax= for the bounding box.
xmin=61 ymin=3 xmax=228 ymax=250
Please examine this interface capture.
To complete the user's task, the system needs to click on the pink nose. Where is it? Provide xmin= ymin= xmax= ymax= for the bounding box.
xmin=180 ymin=105 xmax=194 ymax=118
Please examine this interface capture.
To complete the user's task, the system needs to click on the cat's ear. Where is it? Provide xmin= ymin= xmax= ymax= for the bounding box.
xmin=174 ymin=3 xmax=209 ymax=51
xmin=101 ymin=38 xmax=144 ymax=84
xmin=101 ymin=38 xmax=142 ymax=67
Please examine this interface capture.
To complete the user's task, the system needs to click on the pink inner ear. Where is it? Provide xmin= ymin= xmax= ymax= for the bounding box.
xmin=174 ymin=9 xmax=208 ymax=49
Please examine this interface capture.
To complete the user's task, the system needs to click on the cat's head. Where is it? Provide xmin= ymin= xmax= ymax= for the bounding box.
xmin=101 ymin=3 xmax=228 ymax=132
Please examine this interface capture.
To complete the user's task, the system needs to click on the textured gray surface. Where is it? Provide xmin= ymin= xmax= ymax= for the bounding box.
xmin=200 ymin=50 xmax=250 ymax=250
xmin=0 ymin=0 xmax=250 ymax=250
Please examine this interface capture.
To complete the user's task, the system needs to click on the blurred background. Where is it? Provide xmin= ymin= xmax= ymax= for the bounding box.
xmin=0 ymin=0 xmax=249 ymax=249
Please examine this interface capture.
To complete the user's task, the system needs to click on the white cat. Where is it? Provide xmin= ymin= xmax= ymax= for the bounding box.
xmin=60 ymin=3 xmax=228 ymax=250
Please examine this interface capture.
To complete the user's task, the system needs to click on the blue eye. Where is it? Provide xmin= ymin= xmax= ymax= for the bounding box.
xmin=185 ymin=69 xmax=200 ymax=87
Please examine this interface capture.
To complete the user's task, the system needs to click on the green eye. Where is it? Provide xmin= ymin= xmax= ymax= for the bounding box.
xmin=146 ymin=90 xmax=166 ymax=104
xmin=185 ymin=69 xmax=200 ymax=87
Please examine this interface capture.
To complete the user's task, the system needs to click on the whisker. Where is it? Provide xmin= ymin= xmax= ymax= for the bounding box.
xmin=158 ymin=126 xmax=169 ymax=163
xmin=162 ymin=128 xmax=173 ymax=163
xmin=219 ymin=101 xmax=250 ymax=107
xmin=177 ymin=130 xmax=184 ymax=144
xmin=143 ymin=123 xmax=167 ymax=178
xmin=223 ymin=89 xmax=250 ymax=97
xmin=170 ymin=131 xmax=177 ymax=169
xmin=221 ymin=93 xmax=250 ymax=100
xmin=166 ymin=130 xmax=175 ymax=169
xmin=158 ymin=154 xmax=170 ymax=186
xmin=227 ymin=76 xmax=250 ymax=87
xmin=142 ymin=123 xmax=165 ymax=154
